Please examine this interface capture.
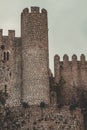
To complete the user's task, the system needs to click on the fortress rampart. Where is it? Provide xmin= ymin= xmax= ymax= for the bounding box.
xmin=0 ymin=29 xmax=21 ymax=107
xmin=54 ymin=54 xmax=87 ymax=104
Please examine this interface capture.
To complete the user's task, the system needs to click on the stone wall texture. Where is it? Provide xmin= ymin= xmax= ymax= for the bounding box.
xmin=0 ymin=105 xmax=84 ymax=130
xmin=54 ymin=54 xmax=87 ymax=105
xmin=0 ymin=30 xmax=21 ymax=107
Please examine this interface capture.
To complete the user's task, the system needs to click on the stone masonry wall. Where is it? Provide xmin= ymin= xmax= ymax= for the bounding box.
xmin=54 ymin=54 xmax=87 ymax=105
xmin=0 ymin=105 xmax=84 ymax=130
xmin=21 ymin=7 xmax=50 ymax=105
xmin=0 ymin=29 xmax=21 ymax=107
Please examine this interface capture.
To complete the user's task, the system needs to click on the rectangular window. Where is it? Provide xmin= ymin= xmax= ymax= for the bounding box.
xmin=7 ymin=52 xmax=9 ymax=61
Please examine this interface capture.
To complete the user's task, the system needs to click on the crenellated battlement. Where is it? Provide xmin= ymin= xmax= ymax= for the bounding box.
xmin=22 ymin=7 xmax=47 ymax=15
xmin=0 ymin=29 xmax=16 ymax=46
xmin=0 ymin=29 xmax=16 ymax=38
xmin=54 ymin=54 xmax=87 ymax=73
xmin=54 ymin=54 xmax=87 ymax=104
xmin=54 ymin=54 xmax=87 ymax=65
xmin=21 ymin=6 xmax=48 ymax=42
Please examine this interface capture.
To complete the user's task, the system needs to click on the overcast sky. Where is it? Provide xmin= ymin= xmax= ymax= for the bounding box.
xmin=0 ymin=0 xmax=87 ymax=72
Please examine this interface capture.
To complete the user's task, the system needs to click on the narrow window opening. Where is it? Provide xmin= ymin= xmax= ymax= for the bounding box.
xmin=9 ymin=72 xmax=11 ymax=77
xmin=4 ymin=52 xmax=6 ymax=61
xmin=7 ymin=52 xmax=9 ymax=61
xmin=5 ymin=85 xmax=7 ymax=96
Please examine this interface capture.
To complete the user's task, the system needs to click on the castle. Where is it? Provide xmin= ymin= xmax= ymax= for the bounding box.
xmin=0 ymin=7 xmax=49 ymax=107
xmin=0 ymin=6 xmax=86 ymax=130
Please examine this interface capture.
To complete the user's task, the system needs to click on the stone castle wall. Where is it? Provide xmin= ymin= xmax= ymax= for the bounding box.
xmin=0 ymin=29 xmax=21 ymax=107
xmin=54 ymin=54 xmax=87 ymax=105
xmin=0 ymin=105 xmax=84 ymax=130
xmin=0 ymin=6 xmax=86 ymax=130
xmin=0 ymin=7 xmax=50 ymax=106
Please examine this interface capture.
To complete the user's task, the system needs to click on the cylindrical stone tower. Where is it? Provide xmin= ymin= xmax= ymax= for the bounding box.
xmin=21 ymin=7 xmax=50 ymax=105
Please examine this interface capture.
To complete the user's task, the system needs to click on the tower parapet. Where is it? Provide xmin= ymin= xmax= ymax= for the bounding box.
xmin=22 ymin=7 xmax=47 ymax=14
xmin=21 ymin=7 xmax=48 ymax=42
